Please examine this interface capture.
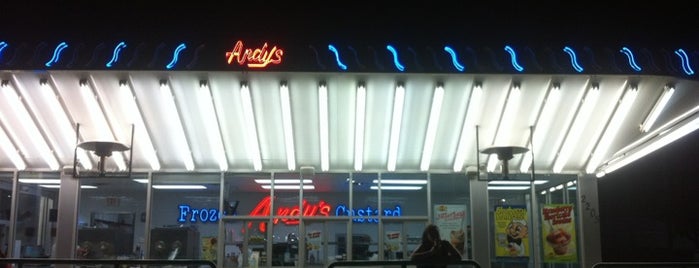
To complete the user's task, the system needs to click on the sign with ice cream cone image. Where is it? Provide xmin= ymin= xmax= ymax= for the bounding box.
xmin=541 ymin=204 xmax=577 ymax=262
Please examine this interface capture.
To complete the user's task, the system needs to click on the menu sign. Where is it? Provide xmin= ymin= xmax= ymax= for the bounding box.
xmin=541 ymin=204 xmax=577 ymax=262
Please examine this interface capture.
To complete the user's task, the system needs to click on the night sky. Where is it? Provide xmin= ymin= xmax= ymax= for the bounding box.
xmin=4 ymin=0 xmax=699 ymax=261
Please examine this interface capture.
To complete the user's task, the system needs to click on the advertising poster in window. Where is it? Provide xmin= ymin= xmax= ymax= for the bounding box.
xmin=542 ymin=204 xmax=577 ymax=262
xmin=201 ymin=236 xmax=217 ymax=262
xmin=433 ymin=204 xmax=466 ymax=255
xmin=493 ymin=205 xmax=529 ymax=257
xmin=306 ymin=230 xmax=322 ymax=264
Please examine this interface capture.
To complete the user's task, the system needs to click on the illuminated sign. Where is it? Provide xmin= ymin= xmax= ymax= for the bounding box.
xmin=335 ymin=204 xmax=402 ymax=223
xmin=176 ymin=197 xmax=402 ymax=230
xmin=248 ymin=196 xmax=331 ymax=232
xmin=225 ymin=40 xmax=284 ymax=68
xmin=178 ymin=204 xmax=220 ymax=223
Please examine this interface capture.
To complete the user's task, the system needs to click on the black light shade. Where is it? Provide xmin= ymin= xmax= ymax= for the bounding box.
xmin=480 ymin=146 xmax=529 ymax=179
xmin=78 ymin=141 xmax=130 ymax=176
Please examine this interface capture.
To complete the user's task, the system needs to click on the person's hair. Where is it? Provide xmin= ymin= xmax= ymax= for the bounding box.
xmin=421 ymin=224 xmax=441 ymax=244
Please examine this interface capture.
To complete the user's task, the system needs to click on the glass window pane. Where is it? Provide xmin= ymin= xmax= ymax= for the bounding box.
xmin=16 ymin=172 xmax=59 ymax=259
xmin=149 ymin=173 xmax=220 ymax=261
xmin=431 ymin=173 xmax=470 ymax=258
xmin=77 ymin=174 xmax=147 ymax=259
xmin=380 ymin=173 xmax=427 ymax=217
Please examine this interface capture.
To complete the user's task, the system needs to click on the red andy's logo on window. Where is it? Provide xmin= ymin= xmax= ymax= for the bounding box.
xmin=225 ymin=40 xmax=284 ymax=68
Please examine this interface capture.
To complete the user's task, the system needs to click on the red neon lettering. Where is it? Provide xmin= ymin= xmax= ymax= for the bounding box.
xmin=225 ymin=40 xmax=284 ymax=68
xmin=248 ymin=197 xmax=331 ymax=232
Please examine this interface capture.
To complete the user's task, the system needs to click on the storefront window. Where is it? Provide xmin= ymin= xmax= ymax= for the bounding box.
xmin=348 ymin=173 xmax=378 ymax=260
xmin=15 ymin=172 xmax=59 ymax=259
xmin=77 ymin=174 xmax=147 ymax=260
xmin=536 ymin=175 xmax=579 ymax=267
xmin=223 ymin=173 xmax=271 ymax=267
xmin=431 ymin=173 xmax=470 ymax=258
xmin=149 ymin=172 xmax=220 ymax=261
xmin=0 ymin=172 xmax=13 ymax=258
xmin=379 ymin=173 xmax=427 ymax=217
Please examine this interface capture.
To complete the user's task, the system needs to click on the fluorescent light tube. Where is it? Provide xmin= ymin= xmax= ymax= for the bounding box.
xmin=198 ymin=81 xmax=227 ymax=171
xmin=240 ymin=83 xmax=262 ymax=171
xmin=120 ymin=81 xmax=159 ymax=171
xmin=372 ymin=179 xmax=427 ymax=184
xmin=641 ymin=86 xmax=674 ymax=133
xmin=387 ymin=84 xmax=405 ymax=171
xmin=19 ymin=179 xmax=61 ymax=184
xmin=454 ymin=83 xmax=482 ymax=172
xmin=261 ymin=185 xmax=315 ymax=190
xmin=280 ymin=83 xmax=296 ymax=171
xmin=254 ymin=179 xmax=312 ymax=184
xmin=370 ymin=185 xmax=422 ymax=190
xmin=354 ymin=84 xmax=366 ymax=171
xmin=160 ymin=80 xmax=195 ymax=171
xmin=319 ymin=83 xmax=329 ymax=171
xmin=488 ymin=180 xmax=548 ymax=185
xmin=488 ymin=186 xmax=531 ymax=190
xmin=420 ymin=85 xmax=444 ymax=171
xmin=152 ymin=185 xmax=207 ymax=189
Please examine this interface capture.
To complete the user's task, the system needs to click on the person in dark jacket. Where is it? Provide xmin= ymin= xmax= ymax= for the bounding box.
xmin=410 ymin=224 xmax=462 ymax=268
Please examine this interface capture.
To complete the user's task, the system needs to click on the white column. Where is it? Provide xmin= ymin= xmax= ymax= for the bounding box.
xmin=577 ymin=174 xmax=602 ymax=267
xmin=55 ymin=167 xmax=80 ymax=258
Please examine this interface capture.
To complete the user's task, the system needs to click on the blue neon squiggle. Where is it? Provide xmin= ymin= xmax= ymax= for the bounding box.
xmin=328 ymin=44 xmax=347 ymax=70
xmin=674 ymin=49 xmax=695 ymax=75
xmin=106 ymin=41 xmax=127 ymax=68
xmin=563 ymin=46 xmax=584 ymax=73
xmin=0 ymin=42 xmax=7 ymax=63
xmin=443 ymin=46 xmax=465 ymax=72
xmin=386 ymin=45 xmax=405 ymax=71
xmin=620 ymin=47 xmax=642 ymax=72
xmin=45 ymin=42 xmax=68 ymax=67
xmin=166 ymin=43 xmax=187 ymax=69
xmin=504 ymin=45 xmax=524 ymax=72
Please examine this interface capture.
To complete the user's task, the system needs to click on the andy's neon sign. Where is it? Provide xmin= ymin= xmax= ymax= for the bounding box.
xmin=225 ymin=40 xmax=284 ymax=68
xmin=177 ymin=197 xmax=402 ymax=231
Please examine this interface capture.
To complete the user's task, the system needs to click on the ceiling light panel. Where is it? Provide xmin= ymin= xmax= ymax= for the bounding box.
xmin=284 ymin=75 xmax=325 ymax=171
xmin=4 ymin=70 xmax=699 ymax=175
xmin=454 ymin=82 xmax=483 ymax=172
xmin=198 ymin=80 xmax=228 ymax=171
xmin=206 ymin=73 xmax=247 ymax=170
xmin=117 ymin=79 xmax=160 ymax=171
xmin=159 ymin=79 xmax=194 ymax=171
xmin=240 ymin=83 xmax=263 ymax=171
xmin=0 ymin=79 xmax=59 ymax=170
xmin=586 ymin=85 xmax=638 ymax=173
xmin=325 ymin=77 xmax=356 ymax=171
xmin=394 ymin=79 xmax=439 ymax=172
xmin=362 ymin=76 xmax=397 ymax=171
xmin=535 ymin=77 xmax=590 ymax=170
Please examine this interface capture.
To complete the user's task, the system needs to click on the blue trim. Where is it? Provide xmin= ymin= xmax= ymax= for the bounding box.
xmin=620 ymin=47 xmax=642 ymax=72
xmin=675 ymin=49 xmax=695 ymax=75
xmin=504 ymin=45 xmax=524 ymax=72
xmin=0 ymin=42 xmax=7 ymax=63
xmin=165 ymin=43 xmax=186 ymax=69
xmin=45 ymin=42 xmax=68 ymax=67
xmin=106 ymin=42 xmax=127 ymax=68
xmin=563 ymin=46 xmax=584 ymax=73
xmin=443 ymin=46 xmax=465 ymax=72
xmin=386 ymin=45 xmax=405 ymax=71
xmin=328 ymin=44 xmax=347 ymax=70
